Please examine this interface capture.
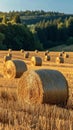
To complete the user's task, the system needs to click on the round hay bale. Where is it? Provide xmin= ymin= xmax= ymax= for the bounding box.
xmin=44 ymin=50 xmax=49 ymax=56
xmin=62 ymin=51 xmax=65 ymax=54
xmin=59 ymin=52 xmax=63 ymax=57
xmin=3 ymin=60 xmax=27 ymax=79
xmin=56 ymin=56 xmax=64 ymax=64
xmin=64 ymin=53 xmax=69 ymax=58
xmin=24 ymin=52 xmax=29 ymax=58
xmin=18 ymin=69 xmax=68 ymax=105
xmin=20 ymin=49 xmax=24 ymax=53
xmin=46 ymin=50 xmax=49 ymax=53
xmin=35 ymin=50 xmax=38 ymax=53
xmin=44 ymin=55 xmax=50 ymax=61
xmin=31 ymin=56 xmax=42 ymax=66
xmin=8 ymin=48 xmax=12 ymax=52
xmin=4 ymin=55 xmax=11 ymax=62
xmin=7 ymin=53 xmax=12 ymax=58
xmin=44 ymin=52 xmax=48 ymax=56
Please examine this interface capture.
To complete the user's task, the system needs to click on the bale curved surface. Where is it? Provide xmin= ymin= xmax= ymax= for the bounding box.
xmin=44 ymin=52 xmax=48 ymax=56
xmin=56 ymin=56 xmax=64 ymax=64
xmin=59 ymin=52 xmax=63 ymax=57
xmin=64 ymin=53 xmax=69 ymax=58
xmin=8 ymin=49 xmax=12 ymax=52
xmin=4 ymin=55 xmax=11 ymax=62
xmin=44 ymin=50 xmax=49 ymax=56
xmin=18 ymin=69 xmax=68 ymax=105
xmin=20 ymin=49 xmax=24 ymax=53
xmin=35 ymin=50 xmax=38 ymax=53
xmin=31 ymin=56 xmax=42 ymax=66
xmin=7 ymin=53 xmax=12 ymax=58
xmin=24 ymin=52 xmax=29 ymax=58
xmin=3 ymin=60 xmax=27 ymax=79
xmin=45 ymin=55 xmax=50 ymax=61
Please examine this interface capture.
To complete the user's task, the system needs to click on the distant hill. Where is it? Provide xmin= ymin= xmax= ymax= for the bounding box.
xmin=20 ymin=11 xmax=73 ymax=25
xmin=0 ymin=11 xmax=73 ymax=25
xmin=0 ymin=11 xmax=73 ymax=51
xmin=50 ymin=44 xmax=73 ymax=52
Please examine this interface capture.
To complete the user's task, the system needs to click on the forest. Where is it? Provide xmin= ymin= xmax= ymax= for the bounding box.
xmin=0 ymin=10 xmax=73 ymax=50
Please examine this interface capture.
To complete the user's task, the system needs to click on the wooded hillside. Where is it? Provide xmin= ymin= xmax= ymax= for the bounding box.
xmin=0 ymin=11 xmax=73 ymax=50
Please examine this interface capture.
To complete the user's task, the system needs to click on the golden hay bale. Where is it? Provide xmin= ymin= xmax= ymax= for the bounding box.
xmin=44 ymin=50 xmax=49 ymax=56
xmin=62 ymin=51 xmax=65 ymax=54
xmin=31 ymin=56 xmax=42 ymax=66
xmin=8 ymin=48 xmax=12 ymax=52
xmin=4 ymin=55 xmax=11 ymax=62
xmin=44 ymin=55 xmax=50 ymax=61
xmin=24 ymin=52 xmax=29 ymax=58
xmin=20 ymin=49 xmax=24 ymax=53
xmin=35 ymin=50 xmax=38 ymax=53
xmin=44 ymin=52 xmax=48 ymax=56
xmin=18 ymin=69 xmax=68 ymax=105
xmin=59 ymin=52 xmax=63 ymax=57
xmin=56 ymin=56 xmax=64 ymax=64
xmin=7 ymin=53 xmax=12 ymax=58
xmin=64 ymin=53 xmax=69 ymax=58
xmin=3 ymin=60 xmax=27 ymax=79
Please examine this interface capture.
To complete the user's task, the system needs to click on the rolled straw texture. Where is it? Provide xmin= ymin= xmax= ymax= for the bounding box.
xmin=8 ymin=48 xmax=12 ymax=52
xmin=24 ymin=52 xmax=29 ymax=58
xmin=20 ymin=49 xmax=24 ymax=53
xmin=56 ymin=56 xmax=64 ymax=63
xmin=3 ymin=60 xmax=27 ymax=79
xmin=7 ymin=53 xmax=12 ymax=58
xmin=35 ymin=50 xmax=38 ymax=53
xmin=31 ymin=56 xmax=42 ymax=66
xmin=44 ymin=55 xmax=50 ymax=61
xmin=4 ymin=55 xmax=11 ymax=62
xmin=18 ymin=69 xmax=68 ymax=105
xmin=45 ymin=50 xmax=49 ymax=55
xmin=64 ymin=53 xmax=69 ymax=58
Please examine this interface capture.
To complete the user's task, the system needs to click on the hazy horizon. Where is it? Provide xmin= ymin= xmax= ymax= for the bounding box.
xmin=0 ymin=0 xmax=73 ymax=14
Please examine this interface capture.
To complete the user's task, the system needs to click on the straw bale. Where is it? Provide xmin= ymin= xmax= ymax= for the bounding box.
xmin=20 ymin=49 xmax=24 ymax=53
xmin=7 ymin=53 xmax=12 ymax=58
xmin=24 ymin=52 xmax=29 ymax=58
xmin=35 ymin=50 xmax=38 ymax=53
xmin=44 ymin=50 xmax=49 ymax=56
xmin=4 ymin=55 xmax=11 ymax=62
xmin=44 ymin=55 xmax=50 ymax=61
xmin=56 ymin=56 xmax=64 ymax=64
xmin=62 ymin=51 xmax=65 ymax=54
xmin=64 ymin=53 xmax=69 ymax=58
xmin=44 ymin=52 xmax=48 ymax=56
xmin=8 ymin=48 xmax=12 ymax=52
xmin=46 ymin=50 xmax=49 ymax=53
xmin=18 ymin=69 xmax=68 ymax=105
xmin=3 ymin=60 xmax=27 ymax=79
xmin=31 ymin=56 xmax=42 ymax=66
xmin=59 ymin=52 xmax=63 ymax=57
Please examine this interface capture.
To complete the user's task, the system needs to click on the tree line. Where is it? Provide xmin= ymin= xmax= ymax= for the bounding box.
xmin=0 ymin=11 xmax=73 ymax=50
xmin=30 ymin=16 xmax=73 ymax=49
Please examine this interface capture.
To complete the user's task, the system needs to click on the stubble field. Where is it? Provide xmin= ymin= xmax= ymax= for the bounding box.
xmin=0 ymin=50 xmax=73 ymax=130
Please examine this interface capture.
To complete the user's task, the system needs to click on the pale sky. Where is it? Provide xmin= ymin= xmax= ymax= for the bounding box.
xmin=0 ymin=0 xmax=73 ymax=14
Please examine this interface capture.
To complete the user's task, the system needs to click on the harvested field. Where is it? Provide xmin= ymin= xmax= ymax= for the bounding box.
xmin=0 ymin=50 xmax=73 ymax=129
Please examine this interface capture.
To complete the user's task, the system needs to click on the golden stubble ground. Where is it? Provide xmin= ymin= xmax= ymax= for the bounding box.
xmin=0 ymin=51 xmax=73 ymax=105
xmin=0 ymin=51 xmax=72 ymax=106
xmin=0 ymin=51 xmax=73 ymax=129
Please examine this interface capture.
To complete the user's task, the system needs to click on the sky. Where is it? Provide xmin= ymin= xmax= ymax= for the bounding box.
xmin=0 ymin=0 xmax=73 ymax=14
